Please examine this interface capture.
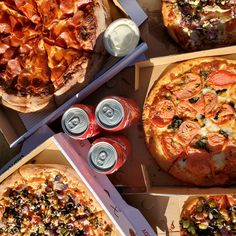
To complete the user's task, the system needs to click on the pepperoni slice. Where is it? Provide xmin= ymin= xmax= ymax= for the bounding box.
xmin=171 ymin=73 xmax=203 ymax=100
xmin=160 ymin=133 xmax=184 ymax=170
xmin=176 ymin=101 xmax=197 ymax=119
xmin=208 ymin=70 xmax=236 ymax=86
xmin=204 ymin=92 xmax=218 ymax=117
xmin=207 ymin=132 xmax=226 ymax=154
xmin=216 ymin=104 xmax=235 ymax=124
xmin=176 ymin=120 xmax=200 ymax=145
xmin=193 ymin=95 xmax=205 ymax=115
xmin=151 ymin=100 xmax=175 ymax=127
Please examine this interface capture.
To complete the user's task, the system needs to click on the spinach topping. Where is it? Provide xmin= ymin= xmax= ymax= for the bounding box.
xmin=219 ymin=129 xmax=229 ymax=139
xmin=216 ymin=89 xmax=227 ymax=95
xmin=193 ymin=137 xmax=209 ymax=152
xmin=200 ymin=70 xmax=210 ymax=79
xmin=167 ymin=116 xmax=184 ymax=130
xmin=189 ymin=97 xmax=199 ymax=103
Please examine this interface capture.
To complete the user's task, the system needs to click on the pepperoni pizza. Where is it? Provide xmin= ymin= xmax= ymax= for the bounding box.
xmin=162 ymin=0 xmax=236 ymax=50
xmin=0 ymin=164 xmax=118 ymax=235
xmin=0 ymin=0 xmax=111 ymax=112
xmin=143 ymin=57 xmax=236 ymax=186
xmin=180 ymin=195 xmax=236 ymax=235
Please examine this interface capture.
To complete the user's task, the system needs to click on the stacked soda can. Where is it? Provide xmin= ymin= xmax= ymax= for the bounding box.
xmin=61 ymin=96 xmax=140 ymax=174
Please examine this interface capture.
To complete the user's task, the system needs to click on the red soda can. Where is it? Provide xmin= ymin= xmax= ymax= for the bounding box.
xmin=61 ymin=104 xmax=102 ymax=140
xmin=88 ymin=135 xmax=131 ymax=174
xmin=95 ymin=96 xmax=140 ymax=131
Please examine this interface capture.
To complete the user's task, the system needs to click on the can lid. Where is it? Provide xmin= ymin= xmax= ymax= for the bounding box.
xmin=103 ymin=18 xmax=140 ymax=57
xmin=88 ymin=142 xmax=117 ymax=172
xmin=95 ymin=98 xmax=124 ymax=129
xmin=61 ymin=107 xmax=89 ymax=136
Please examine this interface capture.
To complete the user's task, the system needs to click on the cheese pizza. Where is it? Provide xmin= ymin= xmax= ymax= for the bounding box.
xmin=0 ymin=0 xmax=111 ymax=112
xmin=143 ymin=57 xmax=236 ymax=186
xmin=180 ymin=195 xmax=236 ymax=235
xmin=162 ymin=0 xmax=236 ymax=50
xmin=0 ymin=164 xmax=118 ymax=235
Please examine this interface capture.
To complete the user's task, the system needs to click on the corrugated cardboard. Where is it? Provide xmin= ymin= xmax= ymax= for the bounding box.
xmin=134 ymin=46 xmax=236 ymax=195
xmin=0 ymin=131 xmax=156 ymax=236
xmin=0 ymin=0 xmax=148 ymax=148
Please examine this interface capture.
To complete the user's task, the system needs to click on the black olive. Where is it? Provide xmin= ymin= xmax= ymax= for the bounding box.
xmin=216 ymin=89 xmax=227 ymax=95
xmin=219 ymin=130 xmax=229 ymax=139
xmin=54 ymin=175 xmax=61 ymax=181
xmin=75 ymin=229 xmax=85 ymax=236
xmin=193 ymin=137 xmax=209 ymax=152
xmin=66 ymin=201 xmax=74 ymax=210
xmin=231 ymin=206 xmax=236 ymax=212
xmin=11 ymin=226 xmax=20 ymax=234
xmin=84 ymin=207 xmax=92 ymax=216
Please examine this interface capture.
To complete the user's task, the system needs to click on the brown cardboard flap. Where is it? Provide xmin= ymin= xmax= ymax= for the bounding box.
xmin=109 ymin=0 xmax=128 ymax=20
xmin=135 ymin=45 xmax=236 ymax=90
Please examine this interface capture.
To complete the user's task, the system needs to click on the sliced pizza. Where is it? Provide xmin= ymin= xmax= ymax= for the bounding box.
xmin=143 ymin=57 xmax=236 ymax=186
xmin=0 ymin=164 xmax=118 ymax=235
xmin=180 ymin=195 xmax=236 ymax=235
xmin=162 ymin=0 xmax=236 ymax=50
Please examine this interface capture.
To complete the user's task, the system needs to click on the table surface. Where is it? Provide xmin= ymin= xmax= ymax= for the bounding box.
xmin=0 ymin=2 xmax=178 ymax=234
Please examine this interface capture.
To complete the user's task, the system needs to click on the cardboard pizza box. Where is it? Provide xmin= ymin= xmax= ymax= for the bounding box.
xmin=133 ymin=46 xmax=236 ymax=195
xmin=0 ymin=0 xmax=148 ymax=148
xmin=123 ymin=194 xmax=190 ymax=235
xmin=0 ymin=129 xmax=156 ymax=236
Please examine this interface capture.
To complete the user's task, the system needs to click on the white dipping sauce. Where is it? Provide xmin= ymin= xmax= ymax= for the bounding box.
xmin=103 ymin=18 xmax=140 ymax=57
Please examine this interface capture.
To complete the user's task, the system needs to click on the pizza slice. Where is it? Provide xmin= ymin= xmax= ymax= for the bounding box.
xmin=3 ymin=0 xmax=41 ymax=24
xmin=180 ymin=195 xmax=236 ymax=236
xmin=162 ymin=0 xmax=236 ymax=50
xmin=0 ymin=164 xmax=118 ymax=235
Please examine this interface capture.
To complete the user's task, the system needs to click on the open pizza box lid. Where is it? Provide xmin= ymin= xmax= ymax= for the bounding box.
xmin=0 ymin=0 xmax=148 ymax=148
xmin=0 ymin=127 xmax=156 ymax=236
xmin=132 ymin=45 xmax=236 ymax=195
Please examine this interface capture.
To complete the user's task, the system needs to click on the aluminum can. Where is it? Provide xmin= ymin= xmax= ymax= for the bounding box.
xmin=88 ymin=135 xmax=131 ymax=174
xmin=61 ymin=104 xmax=101 ymax=140
xmin=95 ymin=96 xmax=140 ymax=131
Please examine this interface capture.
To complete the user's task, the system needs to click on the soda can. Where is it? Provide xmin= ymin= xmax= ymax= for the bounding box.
xmin=88 ymin=135 xmax=131 ymax=174
xmin=95 ymin=96 xmax=140 ymax=131
xmin=61 ymin=104 xmax=102 ymax=140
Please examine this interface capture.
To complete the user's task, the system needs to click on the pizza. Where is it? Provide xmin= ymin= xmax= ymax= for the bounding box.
xmin=180 ymin=195 xmax=236 ymax=235
xmin=162 ymin=0 xmax=236 ymax=51
xmin=0 ymin=0 xmax=111 ymax=113
xmin=0 ymin=164 xmax=118 ymax=235
xmin=143 ymin=57 xmax=236 ymax=186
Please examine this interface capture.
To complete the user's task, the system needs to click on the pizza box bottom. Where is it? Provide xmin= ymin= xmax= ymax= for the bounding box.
xmin=124 ymin=194 xmax=189 ymax=235
xmin=0 ymin=130 xmax=156 ymax=236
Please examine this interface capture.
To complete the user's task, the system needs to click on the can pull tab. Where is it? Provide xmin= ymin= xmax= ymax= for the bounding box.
xmin=67 ymin=117 xmax=80 ymax=129
xmin=102 ymin=105 xmax=122 ymax=124
xmin=67 ymin=115 xmax=87 ymax=132
xmin=96 ymin=151 xmax=111 ymax=167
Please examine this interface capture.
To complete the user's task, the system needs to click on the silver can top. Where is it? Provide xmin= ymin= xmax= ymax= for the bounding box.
xmin=88 ymin=141 xmax=117 ymax=172
xmin=61 ymin=107 xmax=89 ymax=137
xmin=95 ymin=98 xmax=124 ymax=129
